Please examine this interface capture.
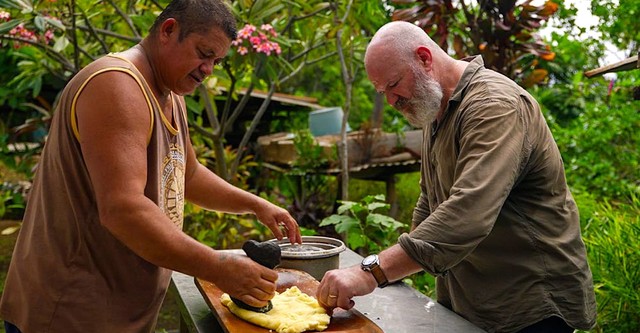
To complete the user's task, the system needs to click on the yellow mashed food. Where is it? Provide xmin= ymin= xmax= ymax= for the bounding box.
xmin=220 ymin=286 xmax=330 ymax=333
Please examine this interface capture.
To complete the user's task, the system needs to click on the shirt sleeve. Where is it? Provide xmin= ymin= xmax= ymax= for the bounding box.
xmin=400 ymin=94 xmax=530 ymax=276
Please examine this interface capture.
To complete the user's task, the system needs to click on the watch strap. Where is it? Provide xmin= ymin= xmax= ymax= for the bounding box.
xmin=370 ymin=264 xmax=389 ymax=288
xmin=362 ymin=254 xmax=389 ymax=288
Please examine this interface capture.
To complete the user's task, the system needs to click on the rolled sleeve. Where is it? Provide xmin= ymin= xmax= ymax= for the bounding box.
xmin=398 ymin=233 xmax=442 ymax=276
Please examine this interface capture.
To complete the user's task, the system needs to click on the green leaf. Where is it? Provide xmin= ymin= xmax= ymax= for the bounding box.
xmin=334 ymin=217 xmax=359 ymax=234
xmin=367 ymin=213 xmax=404 ymax=231
xmin=43 ymin=16 xmax=64 ymax=31
xmin=52 ymin=35 xmax=69 ymax=53
xmin=362 ymin=194 xmax=385 ymax=204
xmin=347 ymin=233 xmax=366 ymax=250
xmin=349 ymin=204 xmax=367 ymax=216
xmin=34 ymin=14 xmax=44 ymax=31
xmin=0 ymin=19 xmax=22 ymax=34
xmin=30 ymin=75 xmax=41 ymax=97
xmin=336 ymin=201 xmax=357 ymax=215
xmin=256 ymin=4 xmax=286 ymax=21
xmin=250 ymin=0 xmax=285 ymax=22
xmin=367 ymin=213 xmax=393 ymax=225
xmin=373 ymin=194 xmax=386 ymax=201
xmin=0 ymin=0 xmax=32 ymax=11
xmin=318 ymin=214 xmax=344 ymax=226
xmin=367 ymin=202 xmax=388 ymax=212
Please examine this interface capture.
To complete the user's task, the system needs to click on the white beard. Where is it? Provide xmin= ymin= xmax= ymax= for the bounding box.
xmin=403 ymin=67 xmax=443 ymax=128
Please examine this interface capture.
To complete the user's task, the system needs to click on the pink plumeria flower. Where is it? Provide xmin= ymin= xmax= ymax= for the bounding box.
xmin=21 ymin=28 xmax=35 ymax=40
xmin=249 ymin=36 xmax=261 ymax=48
xmin=272 ymin=42 xmax=282 ymax=55
xmin=9 ymin=23 xmax=23 ymax=36
xmin=0 ymin=11 xmax=10 ymax=21
xmin=257 ymin=43 xmax=272 ymax=55
xmin=261 ymin=24 xmax=278 ymax=37
xmin=234 ymin=23 xmax=281 ymax=57
xmin=238 ymin=24 xmax=256 ymax=39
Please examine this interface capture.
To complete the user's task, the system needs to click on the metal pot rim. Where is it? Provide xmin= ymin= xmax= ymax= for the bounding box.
xmin=269 ymin=236 xmax=346 ymax=259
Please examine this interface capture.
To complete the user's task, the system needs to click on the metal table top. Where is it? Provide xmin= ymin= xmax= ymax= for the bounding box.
xmin=169 ymin=248 xmax=485 ymax=333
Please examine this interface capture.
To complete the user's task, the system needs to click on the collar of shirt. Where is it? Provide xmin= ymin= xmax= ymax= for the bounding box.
xmin=431 ymin=55 xmax=485 ymax=138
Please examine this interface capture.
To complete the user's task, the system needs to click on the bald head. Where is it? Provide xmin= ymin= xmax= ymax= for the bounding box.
xmin=364 ymin=21 xmax=444 ymax=70
xmin=364 ymin=21 xmax=456 ymax=127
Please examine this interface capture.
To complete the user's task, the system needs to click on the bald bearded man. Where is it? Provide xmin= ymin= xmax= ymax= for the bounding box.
xmin=316 ymin=21 xmax=596 ymax=333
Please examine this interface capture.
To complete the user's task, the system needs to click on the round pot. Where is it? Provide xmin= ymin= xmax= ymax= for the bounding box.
xmin=270 ymin=236 xmax=346 ymax=281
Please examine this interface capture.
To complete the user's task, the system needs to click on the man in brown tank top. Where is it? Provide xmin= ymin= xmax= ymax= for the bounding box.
xmin=0 ymin=1 xmax=301 ymax=332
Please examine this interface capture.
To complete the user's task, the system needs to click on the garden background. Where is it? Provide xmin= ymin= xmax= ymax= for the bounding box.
xmin=0 ymin=0 xmax=638 ymax=332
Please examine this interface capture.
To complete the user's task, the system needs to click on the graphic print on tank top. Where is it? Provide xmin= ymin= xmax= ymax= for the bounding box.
xmin=161 ymin=141 xmax=185 ymax=228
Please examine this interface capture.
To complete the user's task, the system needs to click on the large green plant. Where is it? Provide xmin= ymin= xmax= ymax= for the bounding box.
xmin=320 ymin=194 xmax=406 ymax=255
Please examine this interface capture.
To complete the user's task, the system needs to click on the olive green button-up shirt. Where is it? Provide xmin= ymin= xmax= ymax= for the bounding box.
xmin=398 ymin=56 xmax=596 ymax=332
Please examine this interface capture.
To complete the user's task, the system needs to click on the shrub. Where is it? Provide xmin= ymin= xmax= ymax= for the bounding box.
xmin=550 ymin=98 xmax=640 ymax=201
xmin=320 ymin=194 xmax=406 ymax=255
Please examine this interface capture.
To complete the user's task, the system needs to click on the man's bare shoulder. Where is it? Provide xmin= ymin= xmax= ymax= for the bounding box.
xmin=74 ymin=59 xmax=152 ymax=140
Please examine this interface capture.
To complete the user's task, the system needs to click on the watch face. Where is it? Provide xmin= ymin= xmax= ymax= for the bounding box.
xmin=362 ymin=254 xmax=378 ymax=266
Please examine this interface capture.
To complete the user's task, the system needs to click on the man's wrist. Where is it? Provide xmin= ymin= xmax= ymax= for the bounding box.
xmin=361 ymin=254 xmax=389 ymax=288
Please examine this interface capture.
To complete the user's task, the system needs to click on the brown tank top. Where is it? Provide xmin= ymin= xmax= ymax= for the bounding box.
xmin=0 ymin=54 xmax=188 ymax=332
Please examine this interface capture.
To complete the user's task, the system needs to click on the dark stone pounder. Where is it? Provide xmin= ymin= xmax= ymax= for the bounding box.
xmin=230 ymin=239 xmax=281 ymax=313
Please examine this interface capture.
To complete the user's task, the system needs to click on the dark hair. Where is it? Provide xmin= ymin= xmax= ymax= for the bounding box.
xmin=150 ymin=0 xmax=237 ymax=41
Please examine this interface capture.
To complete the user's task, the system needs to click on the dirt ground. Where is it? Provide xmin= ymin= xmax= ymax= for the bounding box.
xmin=0 ymin=220 xmax=180 ymax=333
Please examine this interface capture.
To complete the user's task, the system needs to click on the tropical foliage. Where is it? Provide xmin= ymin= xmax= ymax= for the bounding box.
xmin=1 ymin=1 xmax=639 ymax=332
xmin=391 ymin=0 xmax=559 ymax=87
xmin=590 ymin=0 xmax=639 ymax=53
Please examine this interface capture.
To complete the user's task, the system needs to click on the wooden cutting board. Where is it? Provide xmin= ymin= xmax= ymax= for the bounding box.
xmin=195 ymin=268 xmax=383 ymax=333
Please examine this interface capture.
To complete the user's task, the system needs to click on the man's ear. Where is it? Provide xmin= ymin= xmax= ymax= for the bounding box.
xmin=416 ymin=46 xmax=432 ymax=71
xmin=159 ymin=18 xmax=178 ymax=43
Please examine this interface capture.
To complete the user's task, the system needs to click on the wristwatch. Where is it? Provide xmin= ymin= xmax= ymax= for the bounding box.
xmin=361 ymin=254 xmax=389 ymax=288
